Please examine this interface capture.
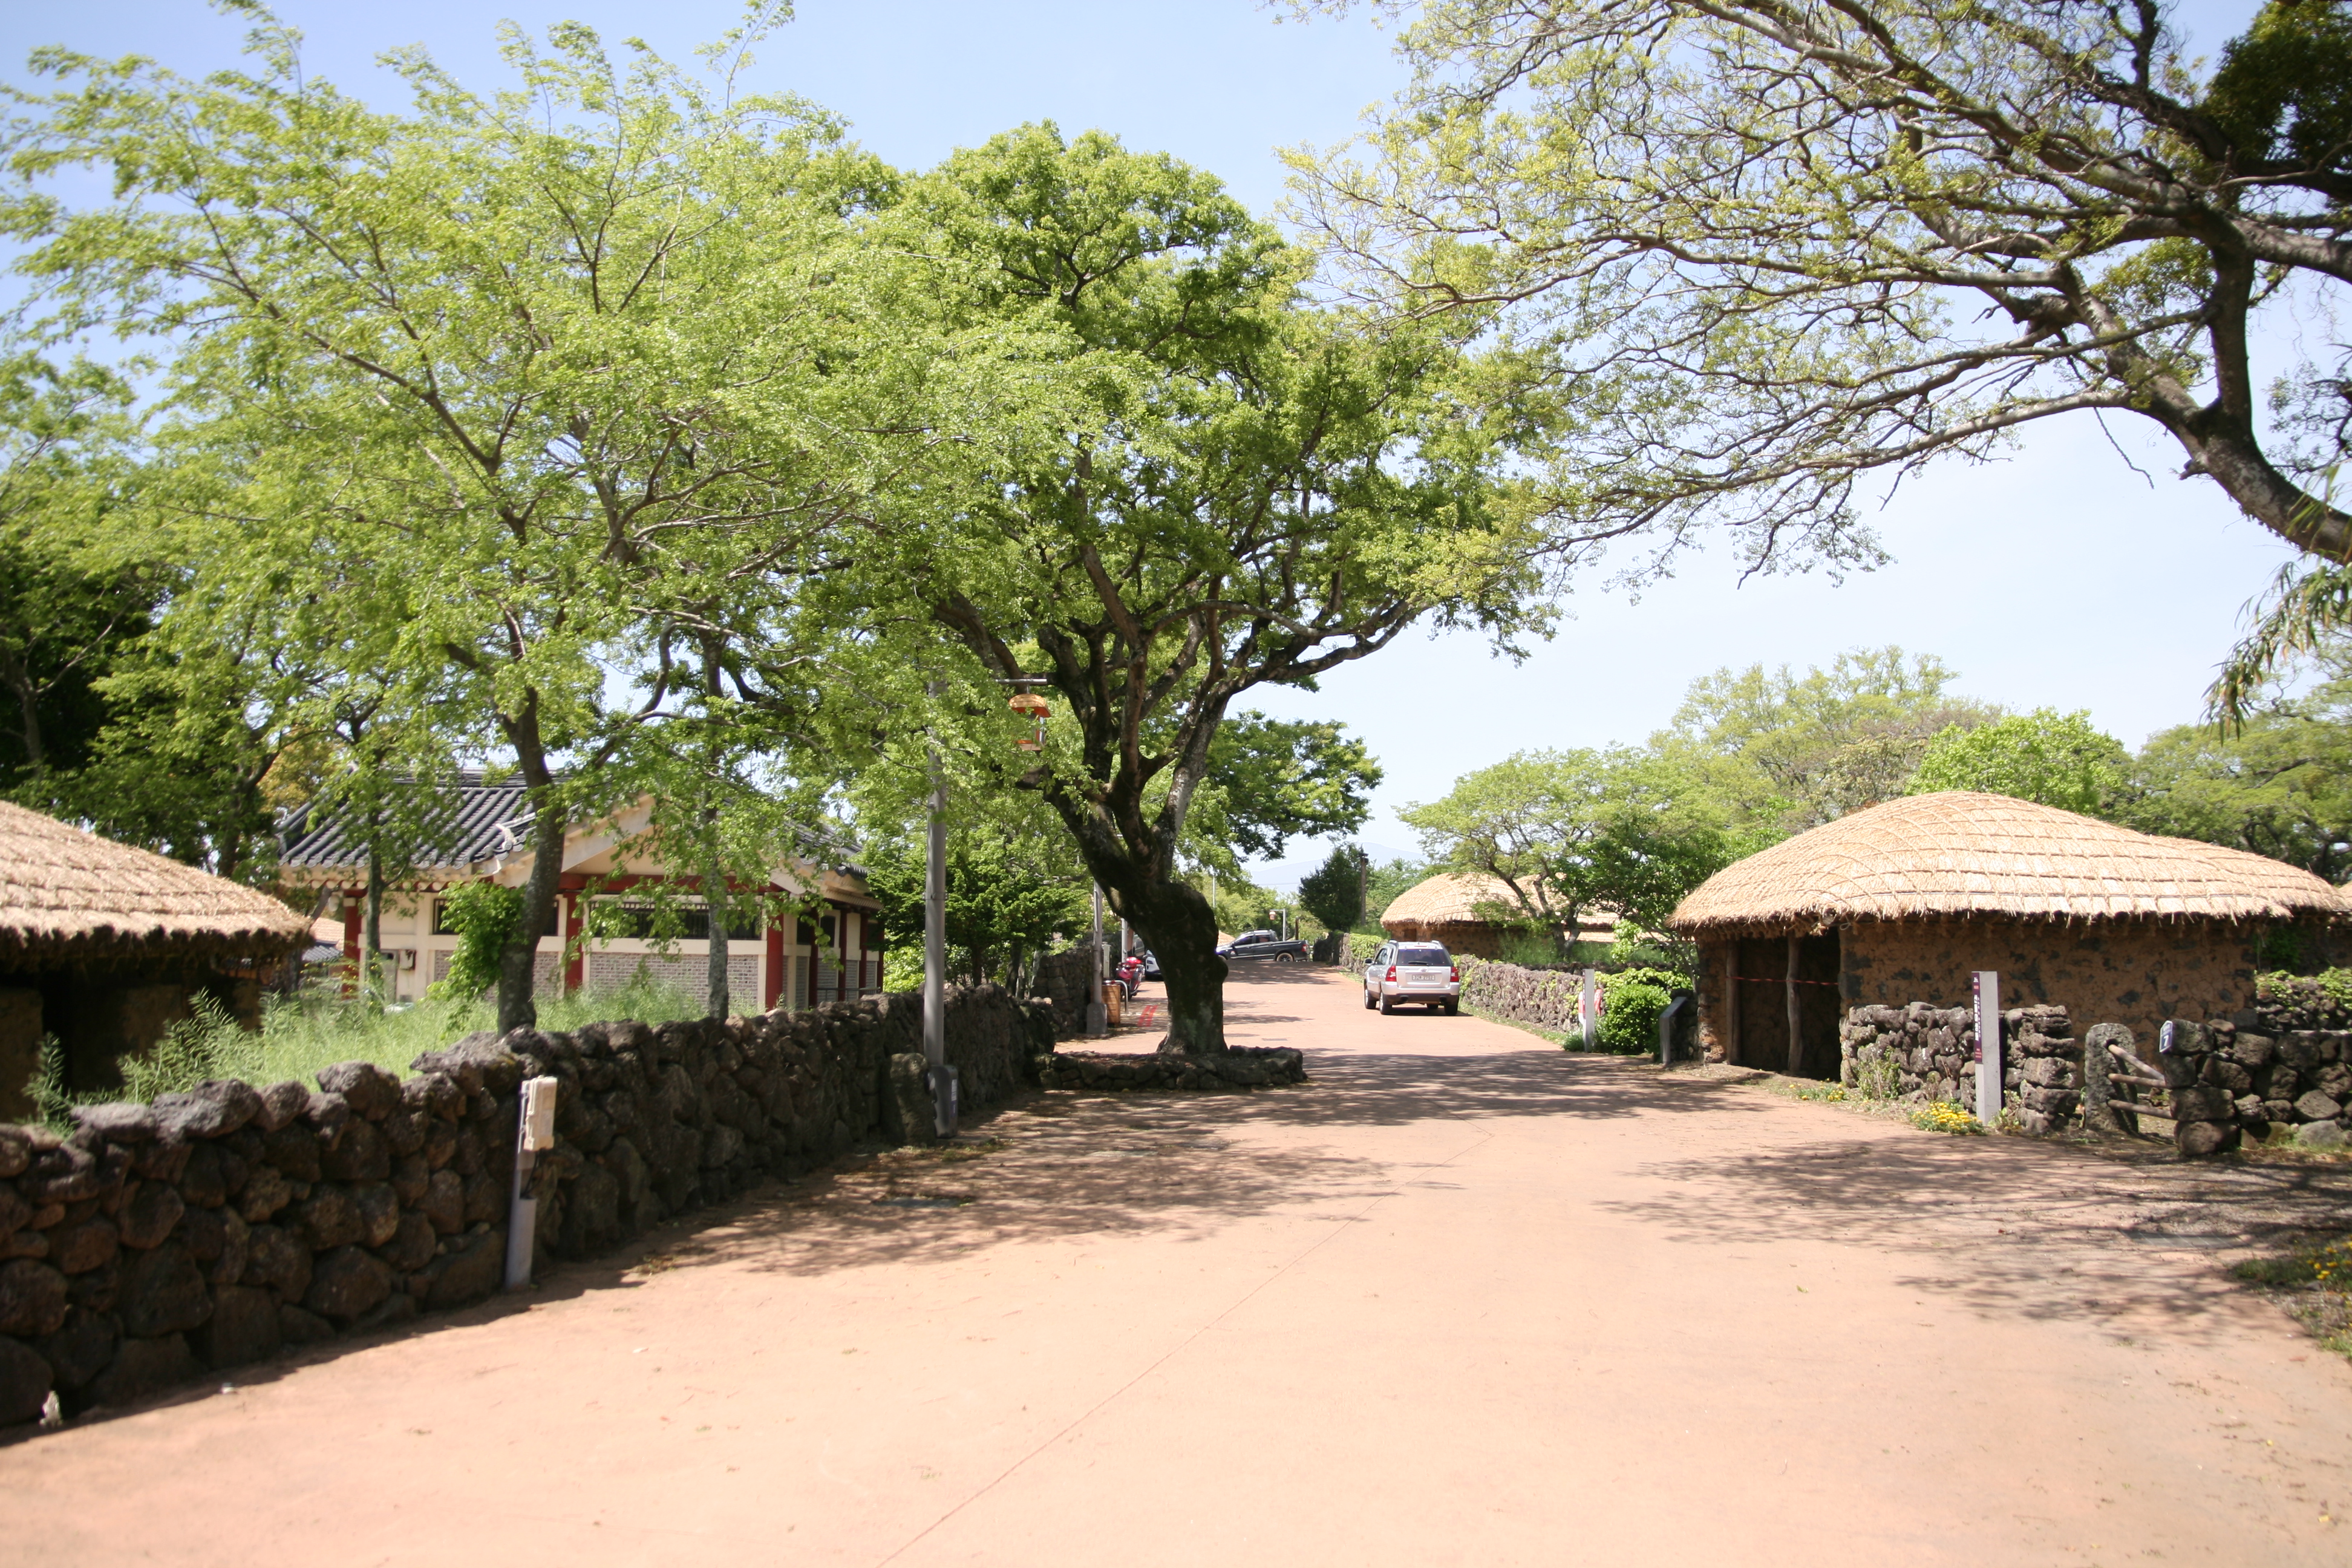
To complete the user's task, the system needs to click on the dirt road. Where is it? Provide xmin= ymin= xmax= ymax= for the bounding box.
xmin=7 ymin=966 xmax=2350 ymax=1564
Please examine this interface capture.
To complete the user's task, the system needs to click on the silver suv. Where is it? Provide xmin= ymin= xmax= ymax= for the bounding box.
xmin=1364 ymin=940 xmax=1460 ymax=1014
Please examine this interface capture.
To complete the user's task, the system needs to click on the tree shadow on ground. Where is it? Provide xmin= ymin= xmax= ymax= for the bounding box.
xmin=581 ymin=973 xmax=1781 ymax=1287
xmin=1597 ymin=1125 xmax=2352 ymax=1342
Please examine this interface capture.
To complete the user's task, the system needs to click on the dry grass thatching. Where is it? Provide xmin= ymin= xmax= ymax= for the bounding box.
xmin=1669 ymin=791 xmax=2352 ymax=935
xmin=1381 ymin=872 xmax=1617 ymax=935
xmin=0 ymin=800 xmax=311 ymax=966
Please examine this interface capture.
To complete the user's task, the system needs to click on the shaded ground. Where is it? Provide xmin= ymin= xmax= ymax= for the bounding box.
xmin=5 ymin=965 xmax=2351 ymax=1565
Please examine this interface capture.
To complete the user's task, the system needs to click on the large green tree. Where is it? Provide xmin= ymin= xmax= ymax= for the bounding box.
xmin=892 ymin=125 xmax=1543 ymax=1052
xmin=1296 ymin=0 xmax=2352 ymax=567
xmin=1907 ymin=709 xmax=2131 ymax=814
xmin=6 ymin=11 xmax=1025 ymax=1027
xmin=1654 ymin=648 xmax=1999 ymax=834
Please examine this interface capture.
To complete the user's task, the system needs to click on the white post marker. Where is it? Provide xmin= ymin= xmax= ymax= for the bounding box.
xmin=1579 ymin=969 xmax=1599 ymax=1053
xmin=1973 ymin=970 xmax=2002 ymax=1126
xmin=504 ymin=1074 xmax=560 ymax=1291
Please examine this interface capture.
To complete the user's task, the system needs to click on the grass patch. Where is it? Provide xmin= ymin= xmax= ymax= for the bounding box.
xmin=2232 ymin=1238 xmax=2352 ymax=1364
xmin=34 ymin=973 xmax=710 ymax=1129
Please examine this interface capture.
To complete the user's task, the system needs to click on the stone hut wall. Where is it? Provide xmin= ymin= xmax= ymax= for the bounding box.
xmin=1697 ymin=918 xmax=2261 ymax=1068
xmin=0 ymin=984 xmax=1050 ymax=1431
xmin=1840 ymin=918 xmax=2256 ymax=1047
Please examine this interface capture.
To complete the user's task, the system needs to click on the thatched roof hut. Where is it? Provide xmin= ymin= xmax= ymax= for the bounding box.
xmin=1 ymin=801 xmax=310 ymax=964
xmin=1380 ymin=871 xmax=1615 ymax=958
xmin=1 ymin=802 xmax=310 ymax=1116
xmin=1668 ymin=791 xmax=2350 ymax=1076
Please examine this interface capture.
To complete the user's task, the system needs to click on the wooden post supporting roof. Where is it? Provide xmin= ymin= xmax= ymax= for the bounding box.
xmin=1785 ymin=933 xmax=1802 ymax=1076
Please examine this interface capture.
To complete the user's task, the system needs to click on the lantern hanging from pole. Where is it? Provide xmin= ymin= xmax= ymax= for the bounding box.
xmin=1009 ymin=690 xmax=1050 ymax=750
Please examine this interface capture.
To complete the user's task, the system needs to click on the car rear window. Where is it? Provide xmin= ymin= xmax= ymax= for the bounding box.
xmin=1397 ymin=945 xmax=1449 ymax=966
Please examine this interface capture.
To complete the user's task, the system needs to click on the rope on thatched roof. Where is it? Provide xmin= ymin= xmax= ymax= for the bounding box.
xmin=1380 ymin=872 xmax=1618 ymax=933
xmin=1667 ymin=791 xmax=2351 ymax=936
xmin=0 ymin=800 xmax=311 ymax=967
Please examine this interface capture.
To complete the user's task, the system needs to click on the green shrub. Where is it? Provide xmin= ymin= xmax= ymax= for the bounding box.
xmin=429 ymin=881 xmax=525 ymax=1001
xmin=1596 ymin=975 xmax=1673 ymax=1054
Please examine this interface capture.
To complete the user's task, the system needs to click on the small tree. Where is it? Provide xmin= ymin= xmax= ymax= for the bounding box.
xmin=1297 ymin=841 xmax=1369 ymax=935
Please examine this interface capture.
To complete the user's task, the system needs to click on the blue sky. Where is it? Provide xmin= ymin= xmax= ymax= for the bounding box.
xmin=3 ymin=1 xmax=2307 ymax=887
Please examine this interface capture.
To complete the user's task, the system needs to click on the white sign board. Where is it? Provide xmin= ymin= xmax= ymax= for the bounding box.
xmin=1972 ymin=971 xmax=2002 ymax=1125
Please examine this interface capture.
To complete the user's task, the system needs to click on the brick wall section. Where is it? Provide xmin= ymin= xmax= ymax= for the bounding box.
xmin=0 ymin=984 xmax=1051 ymax=1431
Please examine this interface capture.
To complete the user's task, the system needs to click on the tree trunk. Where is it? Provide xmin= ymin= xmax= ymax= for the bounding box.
xmin=1114 ymin=874 xmax=1227 ymax=1054
xmin=705 ymin=856 xmax=730 ymax=1021
xmin=496 ymin=802 xmax=567 ymax=1034
xmin=364 ymin=832 xmax=384 ymax=1010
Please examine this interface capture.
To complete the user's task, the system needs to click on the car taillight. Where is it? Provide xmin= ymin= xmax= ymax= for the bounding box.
xmin=1385 ymin=965 xmax=1397 ymax=982
xmin=1449 ymin=967 xmax=1460 ymax=982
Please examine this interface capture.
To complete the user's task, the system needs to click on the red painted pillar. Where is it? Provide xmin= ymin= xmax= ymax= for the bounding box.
xmin=764 ymin=888 xmax=785 ymax=1011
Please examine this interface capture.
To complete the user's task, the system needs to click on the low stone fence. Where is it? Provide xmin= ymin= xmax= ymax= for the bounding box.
xmin=1034 ymin=1047 xmax=1305 ymax=1091
xmin=2148 ymin=1020 xmax=2352 ymax=1156
xmin=1836 ymin=1002 xmax=2352 ymax=1155
xmin=1838 ymin=1004 xmax=2077 ymax=1134
xmin=0 ymin=984 xmax=1048 ymax=1431
xmin=1033 ymin=944 xmax=1108 ymax=1039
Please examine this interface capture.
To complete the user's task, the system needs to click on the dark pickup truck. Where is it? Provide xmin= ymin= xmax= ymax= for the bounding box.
xmin=1218 ymin=929 xmax=1309 ymax=962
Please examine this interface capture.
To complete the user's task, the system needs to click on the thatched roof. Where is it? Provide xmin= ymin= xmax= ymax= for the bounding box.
xmin=0 ymin=800 xmax=311 ymax=966
xmin=1668 ymin=791 xmax=2351 ymax=935
xmin=1382 ymin=872 xmax=1616 ymax=934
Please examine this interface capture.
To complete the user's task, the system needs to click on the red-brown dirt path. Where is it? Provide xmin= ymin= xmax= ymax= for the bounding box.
xmin=7 ymin=965 xmax=2351 ymax=1565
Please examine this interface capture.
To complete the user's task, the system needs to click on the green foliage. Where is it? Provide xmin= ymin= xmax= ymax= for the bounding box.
xmin=1200 ymin=717 xmax=1383 ymax=863
xmin=1402 ymin=744 xmax=1756 ymax=944
xmin=1657 ymin=648 xmax=2000 ymax=834
xmin=860 ymin=808 xmax=1092 ymax=989
xmin=1853 ymin=1042 xmax=1902 ymax=1101
xmin=430 ymin=883 xmax=524 ymax=1002
xmin=1594 ymin=975 xmax=1673 ymax=1055
xmin=1906 ymin=709 xmax=2129 ymax=814
xmin=1362 ymin=857 xmax=1429 ymax=928
xmin=2203 ymin=1 xmax=2352 ymax=179
xmin=1297 ymin=841 xmax=1369 ymax=933
xmin=1203 ymin=873 xmax=1285 ymax=939
xmin=886 ymin=122 xmax=1545 ymax=1049
xmin=2115 ymin=638 xmax=2352 ymax=883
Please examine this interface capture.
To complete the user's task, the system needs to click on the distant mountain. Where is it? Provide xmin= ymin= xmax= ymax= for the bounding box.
xmin=1244 ymin=839 xmax=1417 ymax=896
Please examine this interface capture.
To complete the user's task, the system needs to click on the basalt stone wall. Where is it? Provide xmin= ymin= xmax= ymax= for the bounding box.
xmin=1448 ymin=958 xmax=1699 ymax=1056
xmin=0 ymin=984 xmax=1052 ymax=1432
xmin=1837 ymin=1003 xmax=2352 ymax=1155
xmin=1033 ymin=944 xmax=1108 ymax=1040
xmin=2149 ymin=1019 xmax=2352 ymax=1156
xmin=1455 ymin=958 xmax=1583 ymax=1035
xmin=1033 ymin=1047 xmax=1306 ymax=1091
xmin=1837 ymin=1003 xmax=2078 ymax=1134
